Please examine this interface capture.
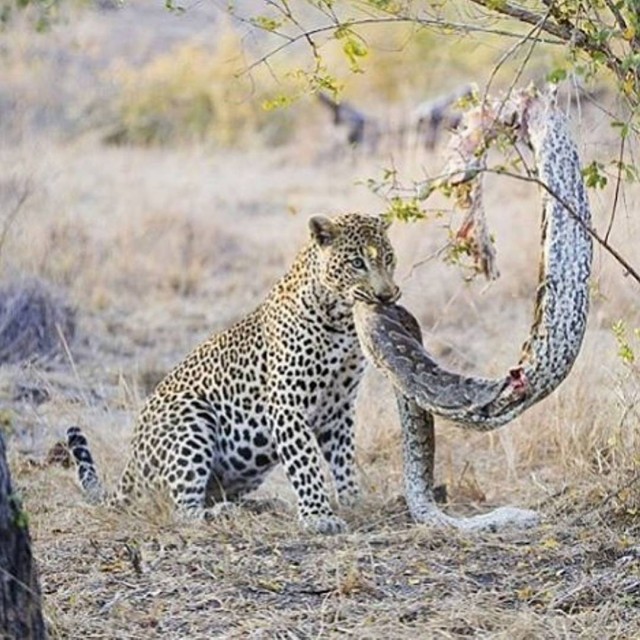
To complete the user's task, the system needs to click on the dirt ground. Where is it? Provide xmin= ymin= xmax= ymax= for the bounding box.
xmin=21 ymin=478 xmax=640 ymax=638
xmin=2 ymin=1 xmax=640 ymax=638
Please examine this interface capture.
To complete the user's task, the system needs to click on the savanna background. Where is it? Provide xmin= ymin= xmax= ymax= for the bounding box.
xmin=1 ymin=0 xmax=639 ymax=637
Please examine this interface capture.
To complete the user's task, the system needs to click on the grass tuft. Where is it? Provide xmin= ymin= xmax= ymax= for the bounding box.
xmin=0 ymin=277 xmax=75 ymax=365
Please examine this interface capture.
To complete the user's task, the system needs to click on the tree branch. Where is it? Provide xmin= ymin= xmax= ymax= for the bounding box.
xmin=602 ymin=0 xmax=627 ymax=33
xmin=466 ymin=0 xmax=577 ymax=42
xmin=241 ymin=14 xmax=563 ymax=74
xmin=466 ymin=0 xmax=627 ymax=93
xmin=604 ymin=132 xmax=626 ymax=245
xmin=468 ymin=167 xmax=640 ymax=288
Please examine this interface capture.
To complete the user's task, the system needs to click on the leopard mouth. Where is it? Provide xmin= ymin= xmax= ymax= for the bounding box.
xmin=353 ymin=288 xmax=401 ymax=305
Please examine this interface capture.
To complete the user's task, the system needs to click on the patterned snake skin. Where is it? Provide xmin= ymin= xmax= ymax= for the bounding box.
xmin=354 ymin=90 xmax=592 ymax=529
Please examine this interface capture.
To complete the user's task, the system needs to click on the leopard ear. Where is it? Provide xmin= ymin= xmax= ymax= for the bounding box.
xmin=309 ymin=215 xmax=338 ymax=247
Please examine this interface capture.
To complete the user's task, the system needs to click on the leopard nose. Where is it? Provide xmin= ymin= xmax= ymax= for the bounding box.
xmin=376 ymin=286 xmax=401 ymax=304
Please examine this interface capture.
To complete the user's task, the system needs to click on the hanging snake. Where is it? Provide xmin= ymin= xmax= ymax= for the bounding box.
xmin=354 ymin=88 xmax=593 ymax=530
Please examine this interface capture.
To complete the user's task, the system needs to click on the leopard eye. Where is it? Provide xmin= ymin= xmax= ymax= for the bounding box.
xmin=351 ymin=257 xmax=366 ymax=270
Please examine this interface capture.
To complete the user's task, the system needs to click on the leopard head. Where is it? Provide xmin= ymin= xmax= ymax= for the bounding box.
xmin=309 ymin=213 xmax=400 ymax=305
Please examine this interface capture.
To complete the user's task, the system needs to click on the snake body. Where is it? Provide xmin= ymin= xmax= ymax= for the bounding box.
xmin=355 ymin=90 xmax=593 ymax=529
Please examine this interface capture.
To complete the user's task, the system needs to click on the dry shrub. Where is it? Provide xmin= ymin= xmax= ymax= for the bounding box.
xmin=105 ymin=27 xmax=294 ymax=147
xmin=573 ymin=333 xmax=639 ymax=478
xmin=590 ymin=326 xmax=640 ymax=515
xmin=0 ymin=278 xmax=75 ymax=364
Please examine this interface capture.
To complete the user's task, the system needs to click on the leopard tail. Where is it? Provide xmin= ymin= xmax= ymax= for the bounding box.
xmin=67 ymin=426 xmax=106 ymax=504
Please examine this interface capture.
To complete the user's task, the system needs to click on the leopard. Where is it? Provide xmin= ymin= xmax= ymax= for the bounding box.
xmin=67 ymin=212 xmax=400 ymax=534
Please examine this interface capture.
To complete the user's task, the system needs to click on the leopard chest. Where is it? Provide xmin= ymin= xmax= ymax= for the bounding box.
xmin=267 ymin=325 xmax=366 ymax=424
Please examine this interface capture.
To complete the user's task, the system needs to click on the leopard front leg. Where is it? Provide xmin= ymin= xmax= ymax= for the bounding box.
xmin=271 ymin=403 xmax=347 ymax=535
xmin=316 ymin=401 xmax=361 ymax=508
xmin=316 ymin=349 xmax=364 ymax=507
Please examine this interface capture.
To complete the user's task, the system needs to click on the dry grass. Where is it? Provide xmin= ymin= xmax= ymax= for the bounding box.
xmin=1 ymin=2 xmax=640 ymax=638
xmin=0 ymin=278 xmax=75 ymax=365
xmin=20 ymin=461 xmax=640 ymax=638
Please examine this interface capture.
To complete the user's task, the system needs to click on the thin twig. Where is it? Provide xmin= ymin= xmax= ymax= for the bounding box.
xmin=568 ymin=470 xmax=640 ymax=526
xmin=241 ymin=15 xmax=563 ymax=74
xmin=481 ymin=167 xmax=640 ymax=287
xmin=484 ymin=6 xmax=554 ymax=127
xmin=604 ymin=128 xmax=626 ymax=245
xmin=0 ymin=180 xmax=31 ymax=261
xmin=602 ymin=0 xmax=627 ymax=32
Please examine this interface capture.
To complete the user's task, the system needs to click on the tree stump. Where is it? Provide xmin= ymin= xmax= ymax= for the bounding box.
xmin=0 ymin=433 xmax=46 ymax=639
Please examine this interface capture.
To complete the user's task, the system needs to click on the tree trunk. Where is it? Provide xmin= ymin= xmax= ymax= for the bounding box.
xmin=0 ymin=433 xmax=46 ymax=639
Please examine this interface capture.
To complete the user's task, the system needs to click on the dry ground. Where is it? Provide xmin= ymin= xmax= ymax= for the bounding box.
xmin=1 ymin=2 xmax=640 ymax=638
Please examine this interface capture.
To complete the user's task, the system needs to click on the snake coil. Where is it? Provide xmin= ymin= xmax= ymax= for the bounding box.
xmin=355 ymin=89 xmax=592 ymax=530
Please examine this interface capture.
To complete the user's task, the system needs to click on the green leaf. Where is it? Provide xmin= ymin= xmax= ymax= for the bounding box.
xmin=546 ymin=68 xmax=567 ymax=84
xmin=342 ymin=36 xmax=368 ymax=72
xmin=611 ymin=121 xmax=631 ymax=139
xmin=366 ymin=0 xmax=403 ymax=11
xmin=582 ymin=161 xmax=608 ymax=189
xmin=252 ymin=16 xmax=283 ymax=32
xmin=386 ymin=197 xmax=427 ymax=222
xmin=612 ymin=319 xmax=626 ymax=340
xmin=262 ymin=95 xmax=294 ymax=111
xmin=165 ymin=0 xmax=185 ymax=13
xmin=619 ymin=344 xmax=635 ymax=364
xmin=612 ymin=320 xmax=637 ymax=365
xmin=334 ymin=26 xmax=368 ymax=73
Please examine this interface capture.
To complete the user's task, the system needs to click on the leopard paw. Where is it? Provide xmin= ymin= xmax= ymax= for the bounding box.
xmin=337 ymin=486 xmax=362 ymax=508
xmin=301 ymin=513 xmax=348 ymax=535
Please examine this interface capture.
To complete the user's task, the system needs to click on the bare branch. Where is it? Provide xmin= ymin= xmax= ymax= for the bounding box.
xmin=480 ymin=167 xmax=640 ymax=287
xmin=602 ymin=0 xmax=628 ymax=33
xmin=604 ymin=131 xmax=626 ymax=245
xmin=397 ymin=159 xmax=640 ymax=288
xmin=466 ymin=0 xmax=627 ymax=93
xmin=466 ymin=0 xmax=577 ymax=42
xmin=242 ymin=14 xmax=563 ymax=74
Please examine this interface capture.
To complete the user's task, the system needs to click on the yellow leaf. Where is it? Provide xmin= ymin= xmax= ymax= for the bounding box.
xmin=255 ymin=579 xmax=283 ymax=593
xmin=540 ymin=537 xmax=560 ymax=550
xmin=516 ymin=586 xmax=534 ymax=600
xmin=100 ymin=559 xmax=128 ymax=573
xmin=622 ymin=74 xmax=635 ymax=96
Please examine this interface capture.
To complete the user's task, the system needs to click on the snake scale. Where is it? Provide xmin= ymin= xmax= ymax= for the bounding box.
xmin=354 ymin=89 xmax=593 ymax=530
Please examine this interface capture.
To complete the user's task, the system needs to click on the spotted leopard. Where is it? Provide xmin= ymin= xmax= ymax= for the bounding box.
xmin=67 ymin=213 xmax=399 ymax=534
